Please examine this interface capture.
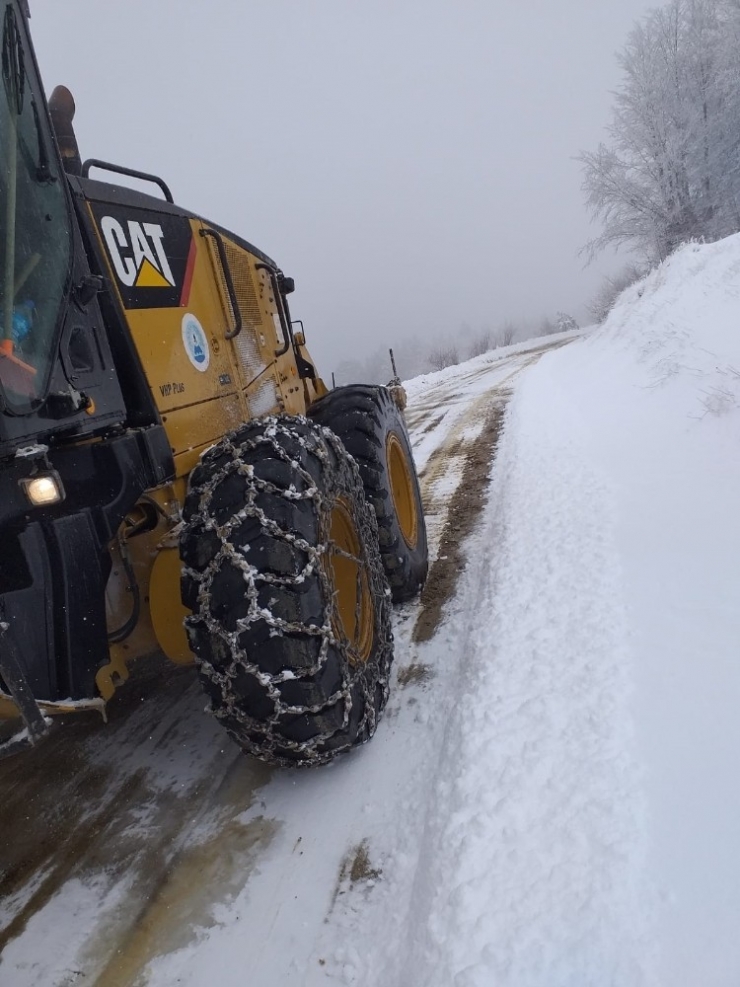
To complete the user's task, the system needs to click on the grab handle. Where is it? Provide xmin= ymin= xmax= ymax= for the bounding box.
xmin=200 ymin=227 xmax=242 ymax=340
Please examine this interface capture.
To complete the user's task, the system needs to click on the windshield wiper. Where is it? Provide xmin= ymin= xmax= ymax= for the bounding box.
xmin=2 ymin=6 xmax=24 ymax=113
xmin=2 ymin=9 xmax=54 ymax=186
xmin=31 ymin=96 xmax=55 ymax=184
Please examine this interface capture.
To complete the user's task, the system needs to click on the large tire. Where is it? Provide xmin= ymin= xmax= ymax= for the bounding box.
xmin=179 ymin=416 xmax=393 ymax=767
xmin=309 ymin=385 xmax=428 ymax=602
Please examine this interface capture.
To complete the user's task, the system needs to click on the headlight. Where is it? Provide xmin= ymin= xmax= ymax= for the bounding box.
xmin=20 ymin=472 xmax=65 ymax=506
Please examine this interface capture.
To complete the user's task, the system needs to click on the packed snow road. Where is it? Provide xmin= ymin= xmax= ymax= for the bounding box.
xmin=0 ymin=338 xmax=563 ymax=987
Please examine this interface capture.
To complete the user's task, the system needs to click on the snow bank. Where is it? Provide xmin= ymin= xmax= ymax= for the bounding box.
xmin=547 ymin=236 xmax=740 ymax=985
xmin=416 ymin=234 xmax=740 ymax=986
xmin=595 ymin=235 xmax=740 ymax=415
xmin=394 ymin=235 xmax=740 ymax=986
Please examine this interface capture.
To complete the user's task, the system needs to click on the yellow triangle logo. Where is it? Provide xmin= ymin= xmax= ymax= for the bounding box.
xmin=135 ymin=257 xmax=172 ymax=288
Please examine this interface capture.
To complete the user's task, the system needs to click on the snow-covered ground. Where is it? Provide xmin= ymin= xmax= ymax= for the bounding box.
xmin=1 ymin=236 xmax=740 ymax=985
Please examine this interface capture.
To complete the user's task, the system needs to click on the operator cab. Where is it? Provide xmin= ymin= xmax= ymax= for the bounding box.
xmin=0 ymin=0 xmax=127 ymax=457
xmin=0 ymin=3 xmax=71 ymax=409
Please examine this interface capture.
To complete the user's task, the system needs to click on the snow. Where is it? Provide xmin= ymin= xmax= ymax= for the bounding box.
xmin=1 ymin=876 xmax=131 ymax=987
xmin=398 ymin=383 xmax=656 ymax=987
xmin=538 ymin=238 xmax=740 ymax=986
xmin=3 ymin=238 xmax=740 ymax=984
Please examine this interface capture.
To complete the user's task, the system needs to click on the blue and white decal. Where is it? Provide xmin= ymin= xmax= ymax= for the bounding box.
xmin=181 ymin=313 xmax=210 ymax=372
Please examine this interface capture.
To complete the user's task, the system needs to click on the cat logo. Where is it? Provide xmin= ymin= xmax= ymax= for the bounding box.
xmin=100 ymin=217 xmax=176 ymax=289
xmin=92 ymin=203 xmax=194 ymax=310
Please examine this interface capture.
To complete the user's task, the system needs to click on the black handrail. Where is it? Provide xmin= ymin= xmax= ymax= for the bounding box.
xmin=81 ymin=158 xmax=174 ymax=202
xmin=255 ymin=263 xmax=291 ymax=356
xmin=200 ymin=228 xmax=242 ymax=339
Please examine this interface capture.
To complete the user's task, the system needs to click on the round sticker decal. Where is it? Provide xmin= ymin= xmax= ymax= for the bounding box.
xmin=181 ymin=313 xmax=210 ymax=372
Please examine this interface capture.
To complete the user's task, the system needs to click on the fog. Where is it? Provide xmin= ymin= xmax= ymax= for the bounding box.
xmin=32 ymin=0 xmax=659 ymax=376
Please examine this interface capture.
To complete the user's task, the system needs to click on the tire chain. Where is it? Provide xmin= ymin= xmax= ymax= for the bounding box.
xmin=182 ymin=416 xmax=393 ymax=767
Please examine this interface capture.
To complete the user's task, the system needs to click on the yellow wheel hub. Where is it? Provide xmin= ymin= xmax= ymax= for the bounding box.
xmin=386 ymin=433 xmax=419 ymax=549
xmin=329 ymin=499 xmax=374 ymax=663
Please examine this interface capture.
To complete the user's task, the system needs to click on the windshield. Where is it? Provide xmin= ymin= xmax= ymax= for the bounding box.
xmin=0 ymin=2 xmax=71 ymax=413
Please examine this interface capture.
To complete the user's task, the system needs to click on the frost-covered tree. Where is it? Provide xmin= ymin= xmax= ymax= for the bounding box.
xmin=580 ymin=0 xmax=740 ymax=261
xmin=555 ymin=312 xmax=579 ymax=333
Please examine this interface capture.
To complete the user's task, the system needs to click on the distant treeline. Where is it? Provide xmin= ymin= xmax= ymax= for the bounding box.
xmin=331 ymin=313 xmax=579 ymax=386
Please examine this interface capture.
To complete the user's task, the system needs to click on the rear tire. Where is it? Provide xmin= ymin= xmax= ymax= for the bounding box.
xmin=180 ymin=416 xmax=393 ymax=767
xmin=309 ymin=384 xmax=428 ymax=602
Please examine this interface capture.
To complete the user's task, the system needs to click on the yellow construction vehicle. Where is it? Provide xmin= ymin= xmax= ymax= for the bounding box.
xmin=0 ymin=0 xmax=427 ymax=764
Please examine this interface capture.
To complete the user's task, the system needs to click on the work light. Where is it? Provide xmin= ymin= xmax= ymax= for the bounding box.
xmin=20 ymin=472 xmax=65 ymax=506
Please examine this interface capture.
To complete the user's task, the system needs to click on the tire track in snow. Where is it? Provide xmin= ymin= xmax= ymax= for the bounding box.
xmin=412 ymin=398 xmax=507 ymax=644
xmin=406 ymin=352 xmax=539 ymax=649
xmin=405 ymin=338 xmax=574 ymax=448
xmin=415 ymin=354 xmax=540 ymax=567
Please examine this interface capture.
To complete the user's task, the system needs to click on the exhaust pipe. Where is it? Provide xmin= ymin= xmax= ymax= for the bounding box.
xmin=48 ymin=84 xmax=81 ymax=176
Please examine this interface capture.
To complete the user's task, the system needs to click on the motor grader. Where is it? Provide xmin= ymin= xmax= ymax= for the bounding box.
xmin=0 ymin=0 xmax=427 ymax=765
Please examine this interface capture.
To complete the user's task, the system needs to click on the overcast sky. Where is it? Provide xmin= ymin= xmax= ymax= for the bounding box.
xmin=31 ymin=0 xmax=660 ymax=375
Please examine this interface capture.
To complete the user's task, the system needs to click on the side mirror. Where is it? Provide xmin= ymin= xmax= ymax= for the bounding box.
xmin=73 ymin=273 xmax=104 ymax=309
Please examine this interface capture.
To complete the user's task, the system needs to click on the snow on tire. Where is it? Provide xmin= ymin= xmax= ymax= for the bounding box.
xmin=309 ymin=384 xmax=428 ymax=602
xmin=179 ymin=416 xmax=393 ymax=767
